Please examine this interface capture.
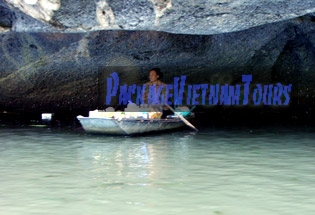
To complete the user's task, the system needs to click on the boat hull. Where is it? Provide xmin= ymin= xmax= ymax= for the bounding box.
xmin=77 ymin=116 xmax=190 ymax=135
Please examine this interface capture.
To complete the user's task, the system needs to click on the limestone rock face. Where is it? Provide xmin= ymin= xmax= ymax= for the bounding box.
xmin=1 ymin=0 xmax=315 ymax=34
xmin=0 ymin=0 xmax=315 ymax=124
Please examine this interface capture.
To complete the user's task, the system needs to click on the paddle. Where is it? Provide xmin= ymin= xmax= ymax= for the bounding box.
xmin=164 ymin=104 xmax=199 ymax=132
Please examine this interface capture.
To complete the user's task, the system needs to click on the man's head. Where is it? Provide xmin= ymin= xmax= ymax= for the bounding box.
xmin=149 ymin=68 xmax=163 ymax=82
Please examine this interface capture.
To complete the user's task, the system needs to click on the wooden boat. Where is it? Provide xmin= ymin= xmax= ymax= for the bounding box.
xmin=76 ymin=115 xmax=194 ymax=136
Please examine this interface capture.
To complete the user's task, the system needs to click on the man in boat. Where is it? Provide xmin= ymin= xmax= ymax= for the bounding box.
xmin=143 ymin=68 xmax=173 ymax=119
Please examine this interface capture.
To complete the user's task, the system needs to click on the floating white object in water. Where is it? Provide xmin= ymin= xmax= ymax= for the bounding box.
xmin=41 ymin=113 xmax=53 ymax=121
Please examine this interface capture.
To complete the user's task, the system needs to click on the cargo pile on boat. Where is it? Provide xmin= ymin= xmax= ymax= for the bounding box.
xmin=87 ymin=102 xmax=191 ymax=120
xmin=88 ymin=102 xmax=161 ymax=120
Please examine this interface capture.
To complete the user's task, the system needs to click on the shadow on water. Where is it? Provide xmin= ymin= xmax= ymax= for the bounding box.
xmin=2 ymin=124 xmax=314 ymax=149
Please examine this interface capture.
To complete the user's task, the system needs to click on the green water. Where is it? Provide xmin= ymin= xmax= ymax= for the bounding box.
xmin=0 ymin=127 xmax=314 ymax=215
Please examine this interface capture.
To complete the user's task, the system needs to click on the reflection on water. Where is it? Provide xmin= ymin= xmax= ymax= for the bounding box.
xmin=0 ymin=127 xmax=315 ymax=215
